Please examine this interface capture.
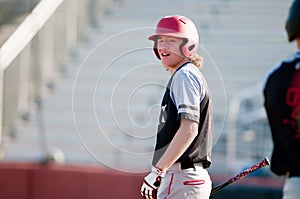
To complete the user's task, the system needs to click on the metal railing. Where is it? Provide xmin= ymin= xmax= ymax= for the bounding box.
xmin=0 ymin=0 xmax=111 ymax=157
xmin=226 ymin=83 xmax=272 ymax=171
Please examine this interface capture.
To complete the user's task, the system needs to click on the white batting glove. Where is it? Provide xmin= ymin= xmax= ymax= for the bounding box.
xmin=141 ymin=166 xmax=166 ymax=199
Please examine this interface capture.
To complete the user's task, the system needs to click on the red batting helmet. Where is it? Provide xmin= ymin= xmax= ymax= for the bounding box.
xmin=148 ymin=15 xmax=199 ymax=60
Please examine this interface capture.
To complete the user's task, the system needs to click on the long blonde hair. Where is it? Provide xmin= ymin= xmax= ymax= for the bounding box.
xmin=189 ymin=54 xmax=203 ymax=68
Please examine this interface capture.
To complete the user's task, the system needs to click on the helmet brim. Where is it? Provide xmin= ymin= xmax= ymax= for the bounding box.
xmin=148 ymin=33 xmax=186 ymax=41
xmin=148 ymin=27 xmax=189 ymax=41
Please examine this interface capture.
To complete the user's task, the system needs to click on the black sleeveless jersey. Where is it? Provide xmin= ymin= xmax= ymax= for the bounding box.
xmin=152 ymin=64 xmax=213 ymax=168
xmin=263 ymin=51 xmax=300 ymax=175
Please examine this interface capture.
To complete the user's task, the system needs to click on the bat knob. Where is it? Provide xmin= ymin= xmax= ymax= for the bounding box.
xmin=264 ymin=157 xmax=270 ymax=166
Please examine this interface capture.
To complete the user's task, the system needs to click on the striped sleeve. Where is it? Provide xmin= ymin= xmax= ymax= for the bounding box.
xmin=170 ymin=67 xmax=205 ymax=123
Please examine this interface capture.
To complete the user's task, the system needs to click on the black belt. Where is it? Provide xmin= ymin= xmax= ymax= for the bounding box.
xmin=180 ymin=162 xmax=196 ymax=170
xmin=287 ymin=171 xmax=300 ymax=178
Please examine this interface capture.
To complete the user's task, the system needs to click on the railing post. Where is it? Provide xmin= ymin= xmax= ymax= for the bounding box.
xmin=18 ymin=43 xmax=32 ymax=120
xmin=38 ymin=14 xmax=55 ymax=92
xmin=65 ymin=0 xmax=79 ymax=54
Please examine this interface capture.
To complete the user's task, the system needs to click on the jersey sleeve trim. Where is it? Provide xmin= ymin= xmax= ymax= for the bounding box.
xmin=179 ymin=104 xmax=199 ymax=111
xmin=178 ymin=113 xmax=199 ymax=123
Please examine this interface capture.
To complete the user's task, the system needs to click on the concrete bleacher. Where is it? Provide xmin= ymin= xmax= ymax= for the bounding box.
xmin=2 ymin=0 xmax=295 ymax=174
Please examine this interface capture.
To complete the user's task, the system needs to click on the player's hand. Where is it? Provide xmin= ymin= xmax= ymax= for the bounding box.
xmin=141 ymin=166 xmax=166 ymax=199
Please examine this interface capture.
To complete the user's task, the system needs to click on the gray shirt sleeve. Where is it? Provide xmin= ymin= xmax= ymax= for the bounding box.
xmin=170 ymin=66 xmax=205 ymax=123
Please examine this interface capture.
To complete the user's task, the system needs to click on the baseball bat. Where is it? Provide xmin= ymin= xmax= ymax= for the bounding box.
xmin=210 ymin=157 xmax=270 ymax=196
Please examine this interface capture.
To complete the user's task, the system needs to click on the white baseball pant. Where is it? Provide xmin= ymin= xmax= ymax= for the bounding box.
xmin=157 ymin=163 xmax=212 ymax=199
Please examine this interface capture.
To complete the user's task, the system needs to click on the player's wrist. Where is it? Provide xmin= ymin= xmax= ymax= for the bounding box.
xmin=151 ymin=165 xmax=166 ymax=178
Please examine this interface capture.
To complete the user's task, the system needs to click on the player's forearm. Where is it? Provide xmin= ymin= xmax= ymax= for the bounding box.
xmin=155 ymin=120 xmax=198 ymax=171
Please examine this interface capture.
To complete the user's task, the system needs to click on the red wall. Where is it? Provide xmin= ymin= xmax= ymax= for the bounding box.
xmin=0 ymin=162 xmax=284 ymax=199
xmin=0 ymin=162 xmax=144 ymax=199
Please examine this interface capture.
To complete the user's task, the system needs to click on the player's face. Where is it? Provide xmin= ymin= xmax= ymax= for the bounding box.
xmin=157 ymin=36 xmax=184 ymax=68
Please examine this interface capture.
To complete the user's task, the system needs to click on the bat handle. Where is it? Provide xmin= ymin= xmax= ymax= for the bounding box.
xmin=210 ymin=157 xmax=270 ymax=196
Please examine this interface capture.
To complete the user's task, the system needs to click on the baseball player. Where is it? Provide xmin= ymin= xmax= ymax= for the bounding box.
xmin=140 ymin=15 xmax=213 ymax=199
xmin=263 ymin=0 xmax=300 ymax=199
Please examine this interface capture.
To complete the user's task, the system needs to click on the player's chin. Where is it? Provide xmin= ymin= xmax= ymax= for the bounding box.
xmin=161 ymin=59 xmax=173 ymax=68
